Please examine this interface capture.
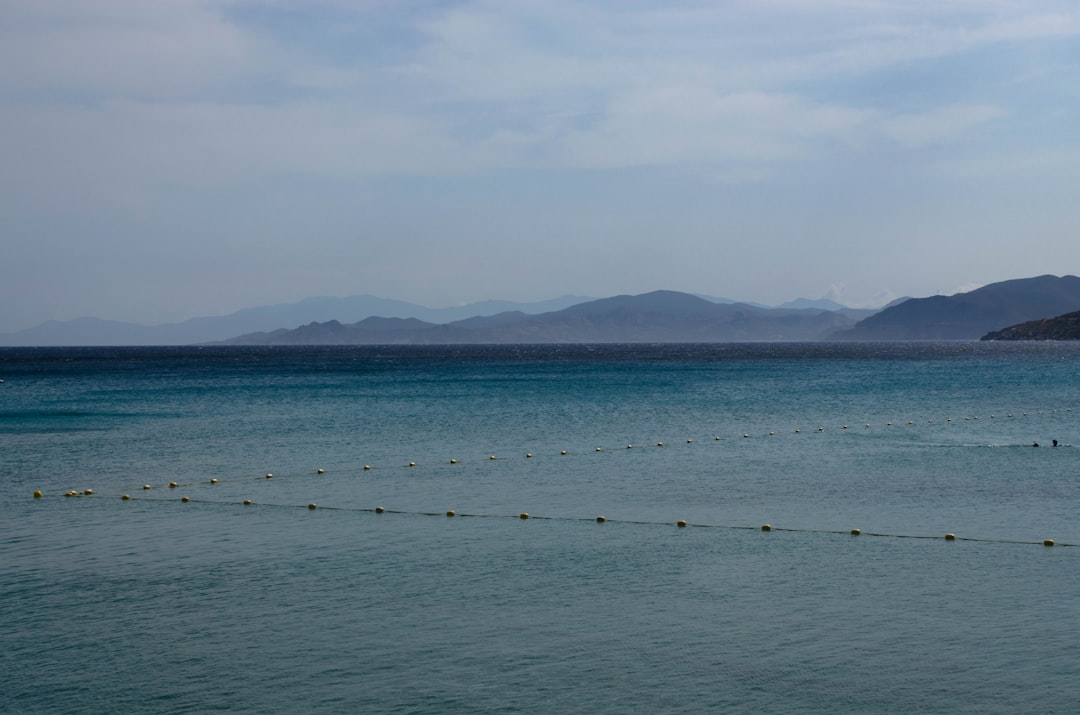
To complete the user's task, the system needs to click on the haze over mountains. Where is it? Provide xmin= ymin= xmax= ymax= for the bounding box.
xmin=0 ymin=294 xmax=594 ymax=346
xmin=2 ymin=275 xmax=1078 ymax=346
xmin=223 ymin=291 xmax=869 ymax=345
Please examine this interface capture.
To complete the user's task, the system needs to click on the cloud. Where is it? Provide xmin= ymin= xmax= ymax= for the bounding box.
xmin=881 ymin=104 xmax=1006 ymax=147
xmin=0 ymin=0 xmax=256 ymax=98
xmin=1 ymin=0 xmax=1077 ymax=198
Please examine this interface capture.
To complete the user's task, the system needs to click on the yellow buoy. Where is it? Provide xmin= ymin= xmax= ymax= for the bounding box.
xmin=850 ymin=528 xmax=861 ymax=536
xmin=519 ymin=512 xmax=529 ymax=519
xmin=1044 ymin=539 xmax=1055 ymax=547
xmin=210 ymin=478 xmax=218 ymax=484
xmin=143 ymin=484 xmax=151 ymax=490
xmin=121 ymin=494 xmax=130 ymax=500
xmin=761 ymin=524 xmax=772 ymax=532
xmin=64 ymin=491 xmax=76 ymax=497
xmin=446 ymin=510 xmax=456 ymax=517
xmin=375 ymin=506 xmax=385 ymax=513
xmin=83 ymin=489 xmax=93 ymax=495
xmin=676 ymin=519 xmax=687 ymax=528
xmin=243 ymin=499 xmax=252 ymax=505
xmin=169 ymin=482 xmax=178 ymax=488
xmin=33 ymin=490 xmax=42 ymax=498
xmin=308 ymin=503 xmax=317 ymax=510
xmin=181 ymin=496 xmax=190 ymax=503
xmin=596 ymin=516 xmax=606 ymax=523
xmin=945 ymin=533 xmax=956 ymax=541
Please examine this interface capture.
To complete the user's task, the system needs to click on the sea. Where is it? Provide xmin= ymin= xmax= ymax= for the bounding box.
xmin=1 ymin=343 xmax=1078 ymax=714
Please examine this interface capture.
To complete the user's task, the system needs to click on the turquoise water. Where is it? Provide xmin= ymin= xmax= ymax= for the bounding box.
xmin=2 ymin=344 xmax=1078 ymax=713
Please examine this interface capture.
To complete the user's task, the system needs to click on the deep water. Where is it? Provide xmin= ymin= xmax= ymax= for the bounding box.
xmin=2 ymin=343 xmax=1078 ymax=713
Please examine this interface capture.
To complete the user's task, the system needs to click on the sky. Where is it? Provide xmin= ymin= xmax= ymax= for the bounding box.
xmin=2 ymin=0 xmax=1079 ymax=331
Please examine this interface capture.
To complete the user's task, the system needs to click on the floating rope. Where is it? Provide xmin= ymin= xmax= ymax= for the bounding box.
xmin=35 ymin=404 xmax=1077 ymax=549
xmin=47 ymin=493 xmax=1072 ymax=549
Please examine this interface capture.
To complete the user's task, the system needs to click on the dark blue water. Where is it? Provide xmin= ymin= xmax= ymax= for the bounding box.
xmin=2 ymin=344 xmax=1078 ymax=713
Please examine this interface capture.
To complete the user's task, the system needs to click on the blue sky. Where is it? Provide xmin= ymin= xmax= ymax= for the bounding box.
xmin=2 ymin=0 xmax=1079 ymax=331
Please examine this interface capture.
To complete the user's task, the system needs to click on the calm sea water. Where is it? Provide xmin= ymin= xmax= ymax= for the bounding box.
xmin=2 ymin=343 xmax=1078 ymax=713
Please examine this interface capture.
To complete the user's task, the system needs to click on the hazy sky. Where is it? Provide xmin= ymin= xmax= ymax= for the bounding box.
xmin=2 ymin=0 xmax=1079 ymax=331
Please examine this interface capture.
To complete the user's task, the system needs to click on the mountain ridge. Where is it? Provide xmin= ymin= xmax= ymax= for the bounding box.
xmin=831 ymin=275 xmax=1080 ymax=340
xmin=221 ymin=290 xmax=864 ymax=345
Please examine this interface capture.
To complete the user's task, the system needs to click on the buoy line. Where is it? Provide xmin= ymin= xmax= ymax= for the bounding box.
xmin=81 ymin=494 xmax=1077 ymax=549
xmin=35 ymin=402 xmax=1077 ymax=498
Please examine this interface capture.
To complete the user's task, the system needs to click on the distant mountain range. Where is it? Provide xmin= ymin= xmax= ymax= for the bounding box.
xmin=981 ymin=310 xmax=1080 ymax=341
xmin=832 ymin=275 xmax=1080 ymax=340
xmin=0 ymin=294 xmax=594 ymax=346
xmin=4 ymin=274 xmax=1078 ymax=346
xmin=221 ymin=291 xmax=872 ymax=345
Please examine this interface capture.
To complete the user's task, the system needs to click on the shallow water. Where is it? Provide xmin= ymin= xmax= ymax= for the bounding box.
xmin=2 ymin=344 xmax=1078 ymax=713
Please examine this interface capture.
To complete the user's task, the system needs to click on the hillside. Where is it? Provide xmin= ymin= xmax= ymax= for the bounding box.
xmin=831 ymin=275 xmax=1080 ymax=340
xmin=981 ymin=310 xmax=1080 ymax=341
